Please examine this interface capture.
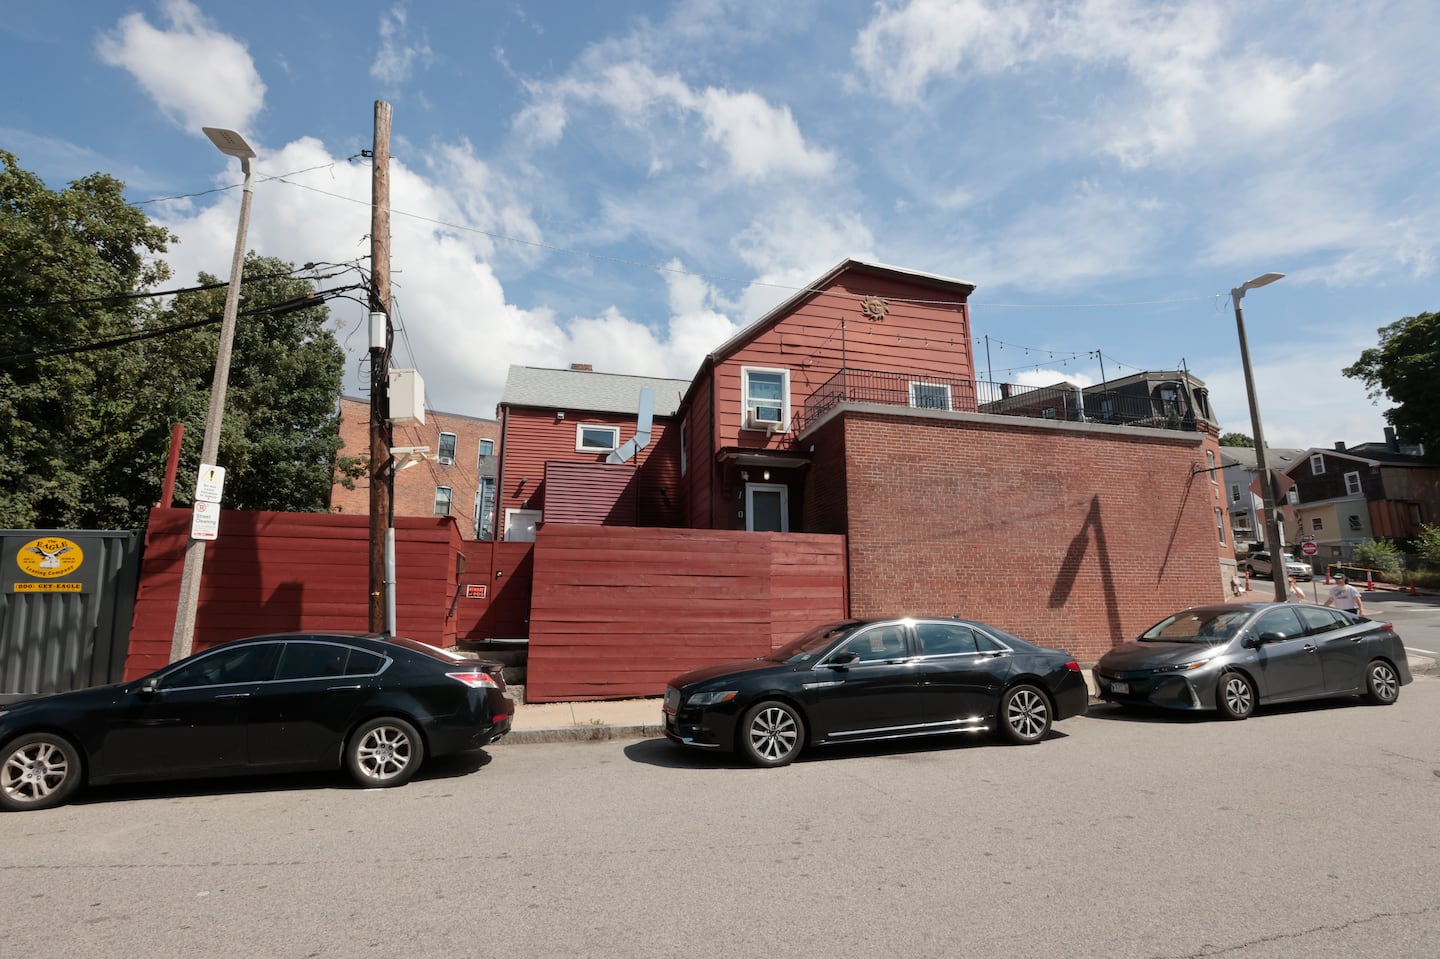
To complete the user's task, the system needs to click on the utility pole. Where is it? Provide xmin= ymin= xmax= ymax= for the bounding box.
xmin=368 ymin=100 xmax=393 ymax=633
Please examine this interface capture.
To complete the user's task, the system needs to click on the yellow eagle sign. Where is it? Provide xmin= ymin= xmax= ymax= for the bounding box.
xmin=17 ymin=536 xmax=84 ymax=579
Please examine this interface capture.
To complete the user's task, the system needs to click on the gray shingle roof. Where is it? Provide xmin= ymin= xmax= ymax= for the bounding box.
xmin=501 ymin=366 xmax=690 ymax=417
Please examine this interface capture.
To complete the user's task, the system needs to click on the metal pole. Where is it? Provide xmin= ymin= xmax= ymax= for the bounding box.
xmin=1232 ymin=285 xmax=1287 ymax=602
xmin=170 ymin=137 xmax=255 ymax=662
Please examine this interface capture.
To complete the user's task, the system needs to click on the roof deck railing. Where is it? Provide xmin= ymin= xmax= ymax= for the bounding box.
xmin=797 ymin=367 xmax=1199 ymax=433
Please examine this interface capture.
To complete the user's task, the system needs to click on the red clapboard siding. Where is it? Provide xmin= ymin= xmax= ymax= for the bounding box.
xmin=125 ymin=508 xmax=463 ymax=679
xmin=543 ymin=461 xmax=637 ymax=525
xmin=455 ymin=540 xmax=534 ymax=641
xmin=525 ymin=525 xmax=847 ymax=701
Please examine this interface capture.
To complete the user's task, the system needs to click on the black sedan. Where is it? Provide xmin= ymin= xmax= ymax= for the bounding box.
xmin=0 ymin=632 xmax=513 ymax=811
xmin=1094 ymin=603 xmax=1412 ymax=719
xmin=663 ymin=617 xmax=1088 ymax=767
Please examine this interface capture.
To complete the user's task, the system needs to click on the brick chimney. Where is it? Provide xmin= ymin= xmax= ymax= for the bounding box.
xmin=570 ymin=363 xmax=593 ymax=372
xmin=1334 ymin=441 xmax=1346 ymax=451
xmin=1384 ymin=426 xmax=1399 ymax=452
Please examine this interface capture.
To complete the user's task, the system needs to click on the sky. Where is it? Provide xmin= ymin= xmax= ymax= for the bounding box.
xmin=3 ymin=0 xmax=1437 ymax=450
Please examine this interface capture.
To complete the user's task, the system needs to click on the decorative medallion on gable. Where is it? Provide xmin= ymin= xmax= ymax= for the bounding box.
xmin=860 ymin=295 xmax=888 ymax=321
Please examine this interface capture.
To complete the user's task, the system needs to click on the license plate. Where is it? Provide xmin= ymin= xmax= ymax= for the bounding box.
xmin=1111 ymin=681 xmax=1130 ymax=694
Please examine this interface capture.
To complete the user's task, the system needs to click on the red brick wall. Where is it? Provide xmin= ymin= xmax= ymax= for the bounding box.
xmin=332 ymin=397 xmax=500 ymax=539
xmin=837 ymin=412 xmax=1224 ymax=662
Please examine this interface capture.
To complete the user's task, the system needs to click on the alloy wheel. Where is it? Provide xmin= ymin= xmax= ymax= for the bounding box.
xmin=748 ymin=706 xmax=800 ymax=763
xmin=355 ymin=724 xmax=415 ymax=782
xmin=1005 ymin=687 xmax=1049 ymax=741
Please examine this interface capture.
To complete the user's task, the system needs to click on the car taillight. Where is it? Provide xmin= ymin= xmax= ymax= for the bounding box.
xmin=1063 ymin=660 xmax=1081 ymax=672
xmin=447 ymin=670 xmax=501 ymax=689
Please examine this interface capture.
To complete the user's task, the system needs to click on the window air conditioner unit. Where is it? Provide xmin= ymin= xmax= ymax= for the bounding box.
xmin=437 ymin=456 xmax=454 ymax=466
xmin=747 ymin=406 xmax=784 ymax=430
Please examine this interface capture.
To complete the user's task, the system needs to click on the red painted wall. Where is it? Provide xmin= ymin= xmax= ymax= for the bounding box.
xmin=498 ymin=408 xmax=682 ymax=534
xmin=525 ymin=525 xmax=848 ymax=701
xmin=829 ymin=412 xmax=1224 ymax=662
xmin=125 ymin=508 xmax=463 ymax=679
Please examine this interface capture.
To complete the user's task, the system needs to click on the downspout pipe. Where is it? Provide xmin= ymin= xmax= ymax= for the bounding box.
xmin=607 ymin=388 xmax=655 ymax=464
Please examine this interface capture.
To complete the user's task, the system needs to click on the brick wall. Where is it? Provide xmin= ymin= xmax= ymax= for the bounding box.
xmin=332 ymin=397 xmax=500 ymax=539
xmin=838 ymin=412 xmax=1224 ymax=662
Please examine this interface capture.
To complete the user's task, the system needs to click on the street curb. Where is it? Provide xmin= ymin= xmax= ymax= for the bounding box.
xmin=497 ymin=724 xmax=666 ymax=745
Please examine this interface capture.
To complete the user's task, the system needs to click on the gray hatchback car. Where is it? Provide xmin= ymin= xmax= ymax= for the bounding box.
xmin=1094 ymin=603 xmax=1411 ymax=719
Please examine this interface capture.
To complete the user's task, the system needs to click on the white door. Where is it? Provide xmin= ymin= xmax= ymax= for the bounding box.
xmin=745 ymin=484 xmax=788 ymax=533
xmin=504 ymin=509 xmax=542 ymax=542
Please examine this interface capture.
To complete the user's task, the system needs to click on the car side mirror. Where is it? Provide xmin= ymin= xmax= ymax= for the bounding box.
xmin=826 ymin=651 xmax=859 ymax=668
xmin=139 ymin=677 xmax=160 ymax=695
xmin=1247 ymin=631 xmax=1287 ymax=647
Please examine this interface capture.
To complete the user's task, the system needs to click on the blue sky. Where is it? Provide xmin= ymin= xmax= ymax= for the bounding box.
xmin=4 ymin=0 xmax=1437 ymax=449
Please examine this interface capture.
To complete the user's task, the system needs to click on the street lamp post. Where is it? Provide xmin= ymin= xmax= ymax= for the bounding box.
xmin=169 ymin=127 xmax=257 ymax=663
xmin=1231 ymin=272 xmax=1287 ymax=602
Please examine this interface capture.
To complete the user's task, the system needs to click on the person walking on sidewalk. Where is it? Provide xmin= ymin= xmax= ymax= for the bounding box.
xmin=1324 ymin=572 xmax=1365 ymax=616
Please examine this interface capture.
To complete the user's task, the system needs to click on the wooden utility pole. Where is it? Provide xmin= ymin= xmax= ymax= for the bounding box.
xmin=368 ymin=100 xmax=393 ymax=632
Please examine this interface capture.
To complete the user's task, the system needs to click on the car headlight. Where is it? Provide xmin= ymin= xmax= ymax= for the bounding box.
xmin=687 ymin=690 xmax=738 ymax=707
xmin=1153 ymin=659 xmax=1212 ymax=673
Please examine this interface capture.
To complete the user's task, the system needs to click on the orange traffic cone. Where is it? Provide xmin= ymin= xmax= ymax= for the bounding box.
xmin=1324 ymin=566 xmax=1331 ymax=585
xmin=1366 ymin=569 xmax=1374 ymax=590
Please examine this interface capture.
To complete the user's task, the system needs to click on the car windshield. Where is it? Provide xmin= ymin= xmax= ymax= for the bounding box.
xmin=769 ymin=621 xmax=863 ymax=664
xmin=1139 ymin=609 xmax=1253 ymax=644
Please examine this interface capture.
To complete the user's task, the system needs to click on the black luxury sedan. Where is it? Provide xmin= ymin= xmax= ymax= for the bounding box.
xmin=1094 ymin=603 xmax=1412 ymax=719
xmin=0 ymin=632 xmax=513 ymax=811
xmin=663 ymin=617 xmax=1089 ymax=766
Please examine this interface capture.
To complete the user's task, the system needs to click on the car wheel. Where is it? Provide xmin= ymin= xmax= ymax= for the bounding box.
xmin=998 ymin=684 xmax=1051 ymax=744
xmin=1363 ymin=660 xmax=1400 ymax=705
xmin=1216 ymin=672 xmax=1255 ymax=720
xmin=0 ymin=733 xmax=82 ymax=812
xmin=738 ymin=701 xmax=804 ymax=767
xmin=346 ymin=717 xmax=424 ymax=788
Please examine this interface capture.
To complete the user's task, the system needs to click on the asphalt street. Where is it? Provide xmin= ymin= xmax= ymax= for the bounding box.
xmin=3 ymin=675 xmax=1438 ymax=959
xmin=1356 ymin=588 xmax=1440 ymax=661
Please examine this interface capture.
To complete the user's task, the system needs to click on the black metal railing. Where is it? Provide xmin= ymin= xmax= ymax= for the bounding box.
xmin=798 ymin=367 xmax=1200 ymax=433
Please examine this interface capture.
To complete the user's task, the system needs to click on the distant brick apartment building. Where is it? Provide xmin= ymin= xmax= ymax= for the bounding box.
xmin=332 ymin=396 xmax=501 ymax=540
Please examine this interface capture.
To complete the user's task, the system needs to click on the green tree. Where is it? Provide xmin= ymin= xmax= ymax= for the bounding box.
xmin=131 ymin=254 xmax=351 ymax=517
xmin=1415 ymin=525 xmax=1440 ymax=567
xmin=1218 ymin=432 xmax=1254 ymax=447
xmin=1344 ymin=310 xmax=1440 ymax=458
xmin=0 ymin=153 xmax=354 ymax=529
xmin=0 ymin=150 xmax=173 ymax=528
xmin=1352 ymin=538 xmax=1402 ymax=574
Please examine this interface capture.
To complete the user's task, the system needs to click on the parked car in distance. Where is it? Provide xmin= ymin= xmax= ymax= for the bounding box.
xmin=0 ymin=632 xmax=513 ymax=811
xmin=1242 ymin=551 xmax=1312 ymax=581
xmin=1093 ymin=603 xmax=1410 ymax=720
xmin=663 ymin=616 xmax=1088 ymax=767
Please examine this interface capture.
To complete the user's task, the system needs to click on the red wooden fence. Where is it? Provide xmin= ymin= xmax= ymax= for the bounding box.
xmin=125 ymin=508 xmax=462 ymax=679
xmin=525 ymin=525 xmax=848 ymax=701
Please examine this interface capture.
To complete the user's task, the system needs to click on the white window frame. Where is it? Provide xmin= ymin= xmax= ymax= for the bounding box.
xmin=1286 ymin=488 xmax=1299 ymax=505
xmin=1311 ymin=517 xmax=1324 ymax=531
xmin=575 ymin=424 xmax=620 ymax=452
xmin=908 ymin=380 xmax=951 ymax=411
xmin=434 ymin=486 xmax=453 ymax=516
xmin=1230 ymin=483 xmax=1241 ymax=503
xmin=1343 ymin=470 xmax=1362 ymax=496
xmin=745 ymin=483 xmax=789 ymax=533
xmin=741 ymin=366 xmax=789 ymax=431
xmin=1206 ymin=451 xmax=1218 ymax=483
xmin=1310 ymin=454 xmax=1325 ymax=475
xmin=436 ymin=432 xmax=457 ymax=466
xmin=1215 ymin=508 xmax=1226 ymax=545
xmin=1347 ymin=514 xmax=1362 ymax=531
xmin=478 ymin=438 xmax=494 ymax=457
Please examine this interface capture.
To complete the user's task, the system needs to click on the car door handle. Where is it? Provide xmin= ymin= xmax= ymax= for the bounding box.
xmin=215 ymin=692 xmax=251 ymax=700
xmin=326 ymin=684 xmax=362 ymax=692
xmin=1303 ymin=644 xmax=1317 ymax=653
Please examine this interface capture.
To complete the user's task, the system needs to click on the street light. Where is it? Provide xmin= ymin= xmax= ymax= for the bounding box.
xmin=1231 ymin=271 xmax=1286 ymax=602
xmin=169 ymin=127 xmax=257 ymax=663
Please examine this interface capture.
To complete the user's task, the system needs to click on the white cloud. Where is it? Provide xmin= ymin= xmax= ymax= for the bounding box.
xmin=852 ymin=0 xmax=1036 ymax=103
xmin=372 ymin=2 xmax=434 ymax=86
xmin=96 ymin=0 xmax=265 ymax=136
xmin=697 ymin=89 xmax=836 ymax=181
